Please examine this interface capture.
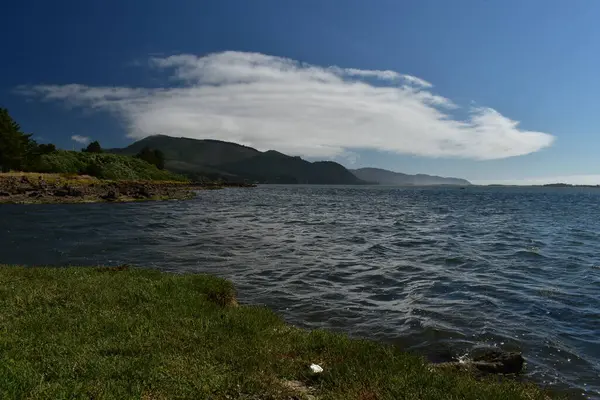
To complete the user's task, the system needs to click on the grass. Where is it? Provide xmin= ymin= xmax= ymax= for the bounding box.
xmin=0 ymin=266 xmax=552 ymax=400
xmin=0 ymin=172 xmax=100 ymax=184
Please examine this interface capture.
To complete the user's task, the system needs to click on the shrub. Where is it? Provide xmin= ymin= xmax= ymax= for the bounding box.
xmin=37 ymin=151 xmax=187 ymax=181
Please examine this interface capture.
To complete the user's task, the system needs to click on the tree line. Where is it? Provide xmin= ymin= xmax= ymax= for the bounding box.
xmin=0 ymin=108 xmax=56 ymax=172
xmin=0 ymin=108 xmax=165 ymax=172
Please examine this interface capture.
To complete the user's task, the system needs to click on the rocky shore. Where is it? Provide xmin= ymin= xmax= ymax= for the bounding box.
xmin=0 ymin=174 xmax=201 ymax=204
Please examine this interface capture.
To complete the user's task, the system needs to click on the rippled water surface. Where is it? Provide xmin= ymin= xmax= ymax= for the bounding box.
xmin=1 ymin=186 xmax=599 ymax=397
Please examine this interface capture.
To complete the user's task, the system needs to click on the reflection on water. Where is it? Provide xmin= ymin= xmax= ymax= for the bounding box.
xmin=1 ymin=185 xmax=599 ymax=398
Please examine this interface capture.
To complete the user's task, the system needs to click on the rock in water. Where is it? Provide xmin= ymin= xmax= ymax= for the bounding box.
xmin=431 ymin=350 xmax=525 ymax=375
xmin=471 ymin=350 xmax=524 ymax=374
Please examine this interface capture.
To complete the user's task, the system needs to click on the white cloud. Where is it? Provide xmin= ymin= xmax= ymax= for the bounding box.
xmin=17 ymin=51 xmax=555 ymax=160
xmin=71 ymin=135 xmax=91 ymax=144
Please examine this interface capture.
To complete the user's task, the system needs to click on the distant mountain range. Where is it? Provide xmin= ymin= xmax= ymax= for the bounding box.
xmin=351 ymin=167 xmax=471 ymax=186
xmin=111 ymin=135 xmax=470 ymax=185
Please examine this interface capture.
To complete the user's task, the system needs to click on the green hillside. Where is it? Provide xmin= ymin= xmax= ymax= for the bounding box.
xmin=111 ymin=135 xmax=365 ymax=184
xmin=111 ymin=135 xmax=260 ymax=166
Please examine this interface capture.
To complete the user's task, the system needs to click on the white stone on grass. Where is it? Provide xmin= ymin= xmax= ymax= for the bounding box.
xmin=310 ymin=363 xmax=323 ymax=373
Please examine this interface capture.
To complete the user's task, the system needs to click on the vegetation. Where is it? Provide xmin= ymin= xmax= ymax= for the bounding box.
xmin=36 ymin=150 xmax=186 ymax=181
xmin=135 ymin=146 xmax=166 ymax=170
xmin=82 ymin=140 xmax=103 ymax=153
xmin=38 ymin=143 xmax=57 ymax=154
xmin=111 ymin=135 xmax=366 ymax=184
xmin=0 ymin=266 xmax=551 ymax=400
xmin=110 ymin=134 xmax=260 ymax=167
xmin=0 ymin=109 xmax=186 ymax=182
xmin=0 ymin=108 xmax=45 ymax=172
xmin=0 ymin=171 xmax=100 ymax=185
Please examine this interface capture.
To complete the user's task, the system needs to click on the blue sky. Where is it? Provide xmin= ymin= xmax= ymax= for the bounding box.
xmin=2 ymin=0 xmax=600 ymax=184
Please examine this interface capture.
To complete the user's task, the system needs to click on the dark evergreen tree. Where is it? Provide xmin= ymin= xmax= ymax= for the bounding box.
xmin=153 ymin=149 xmax=165 ymax=170
xmin=38 ymin=143 xmax=57 ymax=154
xmin=0 ymin=108 xmax=37 ymax=172
xmin=135 ymin=146 xmax=165 ymax=170
xmin=83 ymin=141 xmax=102 ymax=153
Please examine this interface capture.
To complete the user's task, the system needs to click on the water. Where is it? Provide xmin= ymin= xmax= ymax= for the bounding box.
xmin=1 ymin=185 xmax=599 ymax=398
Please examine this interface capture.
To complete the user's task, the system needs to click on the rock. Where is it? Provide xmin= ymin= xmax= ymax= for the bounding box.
xmin=471 ymin=350 xmax=524 ymax=374
xmin=426 ymin=345 xmax=457 ymax=364
xmin=310 ymin=364 xmax=323 ymax=373
xmin=136 ymin=186 xmax=152 ymax=198
xmin=101 ymin=189 xmax=119 ymax=201
xmin=68 ymin=187 xmax=84 ymax=197
xmin=0 ymin=191 xmax=9 ymax=197
xmin=28 ymin=191 xmax=41 ymax=198
xmin=54 ymin=189 xmax=69 ymax=197
xmin=431 ymin=350 xmax=524 ymax=375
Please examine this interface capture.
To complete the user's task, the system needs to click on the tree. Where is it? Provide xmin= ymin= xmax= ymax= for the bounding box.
xmin=135 ymin=146 xmax=165 ymax=170
xmin=154 ymin=149 xmax=165 ymax=170
xmin=38 ymin=143 xmax=57 ymax=154
xmin=0 ymin=108 xmax=37 ymax=172
xmin=83 ymin=141 xmax=102 ymax=153
xmin=135 ymin=146 xmax=153 ymax=164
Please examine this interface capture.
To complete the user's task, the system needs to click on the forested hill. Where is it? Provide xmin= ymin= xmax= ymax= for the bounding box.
xmin=110 ymin=135 xmax=365 ymax=184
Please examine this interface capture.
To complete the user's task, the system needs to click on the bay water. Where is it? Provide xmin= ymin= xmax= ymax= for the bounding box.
xmin=1 ymin=185 xmax=598 ymax=397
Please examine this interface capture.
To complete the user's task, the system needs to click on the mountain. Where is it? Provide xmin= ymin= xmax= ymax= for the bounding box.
xmin=351 ymin=167 xmax=470 ymax=186
xmin=218 ymin=151 xmax=361 ymax=184
xmin=110 ymin=135 xmax=365 ymax=184
xmin=110 ymin=135 xmax=259 ymax=166
xmin=111 ymin=136 xmax=470 ymax=185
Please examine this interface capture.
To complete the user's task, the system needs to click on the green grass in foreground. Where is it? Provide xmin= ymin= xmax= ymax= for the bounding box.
xmin=0 ymin=266 xmax=551 ymax=400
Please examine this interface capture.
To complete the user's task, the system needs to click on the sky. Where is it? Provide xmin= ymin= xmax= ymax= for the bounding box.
xmin=2 ymin=0 xmax=600 ymax=184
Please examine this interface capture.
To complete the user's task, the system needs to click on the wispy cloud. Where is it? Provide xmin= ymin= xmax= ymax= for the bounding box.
xmin=17 ymin=51 xmax=555 ymax=160
xmin=71 ymin=135 xmax=91 ymax=144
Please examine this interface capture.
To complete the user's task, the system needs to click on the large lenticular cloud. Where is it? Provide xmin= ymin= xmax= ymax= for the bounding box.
xmin=17 ymin=51 xmax=555 ymax=160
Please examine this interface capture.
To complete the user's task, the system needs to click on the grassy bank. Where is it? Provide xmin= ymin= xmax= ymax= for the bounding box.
xmin=0 ymin=266 xmax=550 ymax=399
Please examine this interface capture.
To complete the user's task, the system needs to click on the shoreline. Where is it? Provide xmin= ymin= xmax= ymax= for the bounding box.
xmin=0 ymin=173 xmax=255 ymax=204
xmin=0 ymin=265 xmax=552 ymax=399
